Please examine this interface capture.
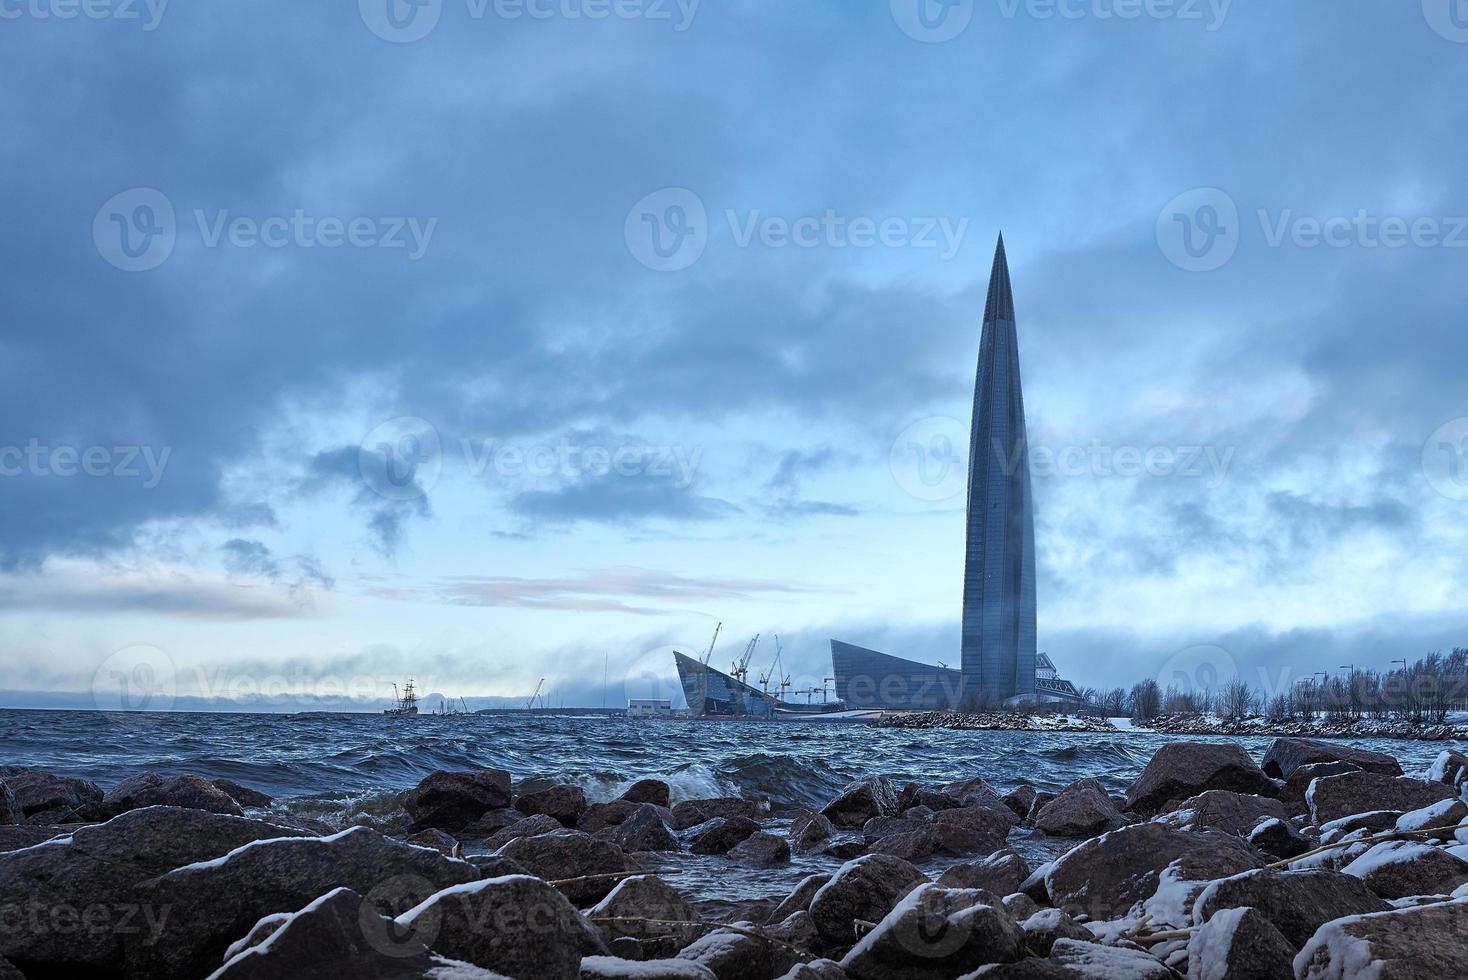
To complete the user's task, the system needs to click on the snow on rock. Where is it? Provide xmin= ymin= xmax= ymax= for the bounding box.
xmin=1393 ymin=797 xmax=1467 ymax=835
xmin=1342 ymin=840 xmax=1468 ymax=900
xmin=1295 ymin=899 xmax=1468 ymax=980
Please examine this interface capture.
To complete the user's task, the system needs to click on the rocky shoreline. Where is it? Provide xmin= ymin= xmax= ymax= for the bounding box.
xmin=872 ymin=713 xmax=1114 ymax=733
xmin=2 ymin=738 xmax=1467 ymax=978
xmin=1138 ymin=715 xmax=1468 ymax=742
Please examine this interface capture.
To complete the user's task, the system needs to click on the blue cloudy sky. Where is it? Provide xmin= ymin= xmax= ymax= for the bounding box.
xmin=1 ymin=0 xmax=1466 ymax=711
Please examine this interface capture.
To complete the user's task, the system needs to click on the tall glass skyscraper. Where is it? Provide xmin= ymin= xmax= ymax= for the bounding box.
xmin=958 ymin=235 xmax=1037 ymax=707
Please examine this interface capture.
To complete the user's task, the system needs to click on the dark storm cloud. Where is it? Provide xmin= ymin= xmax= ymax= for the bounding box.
xmin=507 ymin=470 xmax=740 ymax=527
xmin=222 ymin=538 xmax=335 ymax=592
xmin=302 ymin=446 xmax=431 ymax=556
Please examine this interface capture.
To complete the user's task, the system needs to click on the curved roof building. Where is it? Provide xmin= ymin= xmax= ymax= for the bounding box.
xmin=831 ymin=235 xmax=1080 ymax=711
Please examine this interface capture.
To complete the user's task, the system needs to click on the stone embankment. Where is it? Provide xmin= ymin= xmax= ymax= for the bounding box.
xmin=0 ymin=738 xmax=1466 ymax=977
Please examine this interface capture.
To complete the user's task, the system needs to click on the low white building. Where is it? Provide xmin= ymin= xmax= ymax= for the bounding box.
xmin=627 ymin=698 xmax=673 ymax=718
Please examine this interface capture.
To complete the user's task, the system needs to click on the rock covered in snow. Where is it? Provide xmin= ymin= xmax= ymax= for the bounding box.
xmin=1393 ymin=797 xmax=1468 ymax=837
xmin=1124 ymin=742 xmax=1276 ymax=816
xmin=1341 ymin=839 xmax=1468 ymax=899
xmin=581 ymin=957 xmax=718 ymax=979
xmin=1260 ymin=738 xmax=1402 ymax=780
xmin=1294 ymin=898 xmax=1468 ymax=980
xmin=1185 ymin=905 xmax=1294 ymax=980
xmin=1192 ymin=868 xmax=1388 ymax=947
xmin=1018 ymin=908 xmax=1091 ymax=955
xmin=1153 ymin=790 xmax=1288 ymax=838
xmin=1247 ymin=817 xmax=1311 ymax=859
xmin=1306 ymin=771 xmax=1456 ymax=825
xmin=808 ymin=854 xmax=927 ymax=946
xmin=838 ymin=883 xmax=1025 ymax=979
xmin=967 ymin=938 xmax=1179 ymax=978
xmin=675 ymin=925 xmax=786 ymax=980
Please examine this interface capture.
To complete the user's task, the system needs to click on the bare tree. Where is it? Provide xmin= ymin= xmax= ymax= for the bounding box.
xmin=1129 ymin=679 xmax=1162 ymax=721
xmin=1219 ymin=677 xmax=1257 ymax=720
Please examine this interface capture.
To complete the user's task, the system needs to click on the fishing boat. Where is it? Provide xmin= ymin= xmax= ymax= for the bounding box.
xmin=385 ymin=680 xmax=420 ymax=717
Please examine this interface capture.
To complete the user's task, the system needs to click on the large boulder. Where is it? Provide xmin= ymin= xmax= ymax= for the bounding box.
xmin=0 ymin=805 xmax=310 ymax=975
xmin=1192 ymin=868 xmax=1388 ymax=947
xmin=839 ymin=884 xmax=1024 ymax=979
xmin=588 ymin=874 xmax=702 ymax=955
xmin=1426 ymin=749 xmax=1468 ymax=790
xmin=931 ymin=805 xmax=1013 ymax=843
xmin=769 ymin=874 xmax=832 ymax=924
xmin=1124 ymin=742 xmax=1275 ymax=816
xmin=402 ymin=769 xmax=513 ymax=832
xmin=399 ymin=873 xmax=607 ymax=979
xmin=1395 ymin=798 xmax=1468 ymax=837
xmin=1185 ymin=905 xmax=1295 ymax=980
xmin=937 ymin=849 xmax=1031 ymax=896
xmin=809 ymin=854 xmax=927 ymax=946
xmin=669 ymin=798 xmax=758 ymax=831
xmin=496 ymin=830 xmax=635 ymax=905
xmin=689 ymin=817 xmax=760 ymax=855
xmin=1153 ymin=790 xmax=1289 ymax=838
xmin=1260 ymin=737 xmax=1402 ymax=779
xmin=211 ymin=777 xmax=274 ymax=809
xmin=1044 ymin=822 xmax=1266 ymax=924
xmin=514 ymin=783 xmax=589 ymax=827
xmin=102 ymin=772 xmax=244 ymax=817
xmin=675 ymin=926 xmax=786 ymax=980
xmin=621 ymin=779 xmax=673 ymax=808
xmin=1279 ymin=761 xmax=1363 ymax=815
xmin=940 ymin=776 xmax=1014 ymax=818
xmin=125 ymin=825 xmax=478 ymax=980
xmin=1247 ymin=817 xmax=1311 ymax=860
xmin=1306 ymin=771 xmax=1456 ymax=825
xmin=1295 ymin=899 xmax=1468 ymax=980
xmin=1001 ymin=786 xmax=1037 ymax=820
xmin=972 ymin=939 xmax=1178 ymax=979
xmin=821 ymin=776 xmax=903 ymax=829
xmin=0 ymin=767 xmax=105 ymax=823
xmin=1341 ymin=840 xmax=1468 ymax=899
xmin=1033 ymin=781 xmax=1127 ymax=837
xmin=212 ymin=886 xmax=503 ymax=979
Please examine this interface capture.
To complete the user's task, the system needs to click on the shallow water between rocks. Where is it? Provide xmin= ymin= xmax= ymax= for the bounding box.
xmin=1 ymin=709 xmax=1460 ymax=904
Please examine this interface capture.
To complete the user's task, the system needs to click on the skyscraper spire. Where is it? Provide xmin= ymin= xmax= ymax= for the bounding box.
xmin=960 ymin=233 xmax=1037 ymax=708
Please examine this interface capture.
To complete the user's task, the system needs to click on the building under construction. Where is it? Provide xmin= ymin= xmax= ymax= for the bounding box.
xmin=673 ymin=630 xmax=844 ymax=718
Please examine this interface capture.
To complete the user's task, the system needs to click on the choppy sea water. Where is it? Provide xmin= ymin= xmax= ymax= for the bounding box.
xmin=1 ymin=710 xmax=1459 ymax=905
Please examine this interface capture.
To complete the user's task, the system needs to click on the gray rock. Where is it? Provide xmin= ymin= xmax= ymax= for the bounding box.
xmin=462 ymin=807 xmax=522 ymax=837
xmin=1185 ymin=906 xmax=1294 ymax=980
xmin=1124 ymin=742 xmax=1275 ymax=816
xmin=212 ymin=778 xmax=274 ymax=809
xmin=1306 ymin=771 xmax=1456 ymax=825
xmin=485 ymin=813 xmax=565 ymax=850
xmin=621 ymin=779 xmax=673 ymax=808
xmin=1247 ymin=817 xmax=1311 ymax=860
xmin=0 ymin=805 xmax=309 ymax=975
xmin=398 ymin=873 xmax=607 ymax=979
xmin=1033 ymin=782 xmax=1127 ymax=837
xmin=822 ymin=776 xmax=903 ymax=829
xmin=689 ymin=817 xmax=760 ymax=855
xmin=1394 ymin=798 xmax=1468 ymax=838
xmin=675 ymin=926 xmax=783 ymax=980
xmin=212 ymin=886 xmax=503 ymax=979
xmin=1279 ymin=761 xmax=1363 ymax=815
xmin=1019 ymin=907 xmax=1092 ymax=955
xmin=601 ymin=804 xmax=680 ymax=853
xmin=0 ymin=781 xmax=18 ymax=826
xmin=1001 ymin=893 xmax=1039 ymax=920
xmin=0 ymin=956 xmax=22 ymax=980
xmin=1192 ymin=867 xmax=1389 ymax=947
xmin=727 ymin=831 xmax=791 ymax=867
xmin=809 ymin=853 xmax=927 ymax=946
xmin=669 ymin=798 xmax=758 ymax=831
xmin=0 ymin=767 xmax=105 ymax=823
xmin=1295 ymin=898 xmax=1468 ymax=980
xmin=1261 ymin=737 xmax=1402 ymax=780
xmin=791 ymin=812 xmax=835 ymax=852
xmin=768 ymin=874 xmax=832 ymax=924
xmin=497 ymin=830 xmax=636 ymax=905
xmin=839 ymin=884 xmax=1024 ymax=979
xmin=823 ymin=839 xmax=868 ymax=861
xmin=402 ymin=769 xmax=513 ymax=832
xmin=877 ymin=821 xmax=1001 ymax=861
xmin=404 ymin=827 xmax=460 ymax=855
xmin=587 ymin=874 xmax=702 ymax=955
xmin=1319 ymin=810 xmax=1402 ymax=843
xmin=967 ymin=938 xmax=1179 ymax=979
xmin=0 ymin=824 xmax=68 ymax=851
xmin=466 ymin=854 xmax=531 ymax=877
xmin=1044 ymin=822 xmax=1265 ymax=923
xmin=583 ymin=799 xmax=646 ymax=833
xmin=937 ymin=850 xmax=1031 ymax=896
xmin=931 ymin=805 xmax=1013 ymax=843
xmin=1002 ymin=786 xmax=1037 ymax=820
xmin=862 ymin=815 xmax=924 ymax=843
xmin=582 ymin=957 xmax=717 ymax=979
xmin=1153 ymin=790 xmax=1288 ymax=837
xmin=898 ymin=783 xmax=964 ymax=812
xmin=1342 ymin=840 xmax=1468 ymax=899
xmin=941 ymin=776 xmax=1014 ymax=818
xmin=515 ymin=783 xmax=589 ymax=827
xmin=1024 ymin=792 xmax=1057 ymax=825
xmin=774 ymin=960 xmax=847 ymax=980
xmin=126 ymin=825 xmax=476 ymax=980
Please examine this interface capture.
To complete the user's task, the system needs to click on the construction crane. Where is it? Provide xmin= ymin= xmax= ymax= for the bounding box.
xmin=696 ymin=622 xmax=722 ymax=718
xmin=758 ymin=635 xmax=783 ymax=694
xmin=527 ymin=678 xmax=544 ymax=713
xmin=729 ymin=634 xmax=760 ymax=715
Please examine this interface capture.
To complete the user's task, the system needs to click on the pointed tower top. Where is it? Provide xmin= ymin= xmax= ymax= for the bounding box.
xmin=983 ymin=233 xmax=1014 ymax=323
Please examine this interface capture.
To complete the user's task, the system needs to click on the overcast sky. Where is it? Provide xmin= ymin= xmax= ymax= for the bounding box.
xmin=1 ymin=1 xmax=1465 ymax=711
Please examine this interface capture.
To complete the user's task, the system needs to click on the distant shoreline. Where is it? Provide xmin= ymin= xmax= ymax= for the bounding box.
xmin=875 ymin=710 xmax=1468 ymax=741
